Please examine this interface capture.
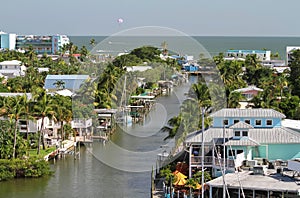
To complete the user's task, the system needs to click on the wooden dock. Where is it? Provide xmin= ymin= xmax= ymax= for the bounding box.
xmin=92 ymin=135 xmax=108 ymax=141
xmin=182 ymin=70 xmax=216 ymax=75
xmin=71 ymin=136 xmax=93 ymax=143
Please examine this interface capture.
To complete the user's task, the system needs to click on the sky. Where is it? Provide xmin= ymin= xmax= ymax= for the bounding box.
xmin=1 ymin=0 xmax=300 ymax=36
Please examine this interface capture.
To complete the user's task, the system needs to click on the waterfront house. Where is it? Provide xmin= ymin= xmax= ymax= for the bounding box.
xmin=185 ymin=108 xmax=300 ymax=178
xmin=71 ymin=118 xmax=93 ymax=137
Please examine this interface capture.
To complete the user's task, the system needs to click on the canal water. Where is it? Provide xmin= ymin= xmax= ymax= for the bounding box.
xmin=0 ymin=82 xmax=192 ymax=198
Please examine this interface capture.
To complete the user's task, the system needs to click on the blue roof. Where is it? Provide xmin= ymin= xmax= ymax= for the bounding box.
xmin=44 ymin=75 xmax=89 ymax=91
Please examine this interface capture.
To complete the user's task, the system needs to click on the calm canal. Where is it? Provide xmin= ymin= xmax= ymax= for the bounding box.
xmin=0 ymin=82 xmax=192 ymax=198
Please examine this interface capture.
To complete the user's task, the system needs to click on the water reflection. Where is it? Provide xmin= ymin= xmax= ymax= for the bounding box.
xmin=0 ymin=83 xmax=191 ymax=198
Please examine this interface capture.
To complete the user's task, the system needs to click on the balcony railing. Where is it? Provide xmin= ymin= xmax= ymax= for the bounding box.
xmin=72 ymin=119 xmax=92 ymax=128
xmin=191 ymin=156 xmax=235 ymax=168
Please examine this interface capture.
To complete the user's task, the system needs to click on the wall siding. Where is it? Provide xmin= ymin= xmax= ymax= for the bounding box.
xmin=254 ymin=144 xmax=300 ymax=160
xmin=213 ymin=117 xmax=282 ymax=128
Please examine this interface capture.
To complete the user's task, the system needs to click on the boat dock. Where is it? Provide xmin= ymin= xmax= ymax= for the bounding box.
xmin=91 ymin=135 xmax=108 ymax=141
xmin=152 ymin=189 xmax=164 ymax=198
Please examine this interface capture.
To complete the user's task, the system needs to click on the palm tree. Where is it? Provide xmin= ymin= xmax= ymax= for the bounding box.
xmin=33 ymin=90 xmax=55 ymax=154
xmin=189 ymin=82 xmax=211 ymax=112
xmin=21 ymin=93 xmax=35 ymax=142
xmin=89 ymin=38 xmax=96 ymax=47
xmin=161 ymin=115 xmax=182 ymax=140
xmin=162 ymin=82 xmax=212 ymax=142
xmin=0 ymin=96 xmax=25 ymax=159
xmin=228 ymin=91 xmax=245 ymax=108
xmin=52 ymin=95 xmax=72 ymax=141
xmin=53 ymin=80 xmax=66 ymax=90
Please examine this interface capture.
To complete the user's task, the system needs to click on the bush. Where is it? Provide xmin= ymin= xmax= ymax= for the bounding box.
xmin=0 ymin=158 xmax=53 ymax=181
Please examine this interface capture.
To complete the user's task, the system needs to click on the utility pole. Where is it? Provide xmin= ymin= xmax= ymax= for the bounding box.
xmin=223 ymin=124 xmax=226 ymax=198
xmin=201 ymin=107 xmax=205 ymax=198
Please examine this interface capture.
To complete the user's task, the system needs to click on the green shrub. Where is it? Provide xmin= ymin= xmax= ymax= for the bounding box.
xmin=0 ymin=158 xmax=53 ymax=181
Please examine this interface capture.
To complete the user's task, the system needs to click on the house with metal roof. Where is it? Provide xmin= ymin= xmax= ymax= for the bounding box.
xmin=232 ymin=85 xmax=263 ymax=101
xmin=44 ymin=75 xmax=89 ymax=91
xmin=185 ymin=108 xmax=300 ymax=178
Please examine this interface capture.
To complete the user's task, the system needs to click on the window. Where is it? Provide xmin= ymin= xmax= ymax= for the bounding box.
xmin=228 ymin=149 xmax=244 ymax=157
xmin=266 ymin=119 xmax=272 ymax=126
xmin=255 ymin=120 xmax=262 ymax=126
xmin=234 ymin=119 xmax=239 ymax=124
xmin=237 ymin=150 xmax=244 ymax=154
xmin=234 ymin=131 xmax=240 ymax=137
xmin=245 ymin=119 xmax=250 ymax=124
xmin=223 ymin=119 xmax=228 ymax=125
xmin=242 ymin=131 xmax=248 ymax=137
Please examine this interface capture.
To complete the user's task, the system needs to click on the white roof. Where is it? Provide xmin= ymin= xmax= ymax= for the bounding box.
xmin=0 ymin=60 xmax=22 ymax=66
xmin=0 ymin=93 xmax=32 ymax=99
xmin=38 ymin=68 xmax=49 ymax=73
xmin=125 ymin=66 xmax=152 ymax=72
xmin=282 ymin=119 xmax=300 ymax=130
xmin=55 ymin=89 xmax=74 ymax=97
xmin=233 ymin=85 xmax=263 ymax=93
xmin=131 ymin=95 xmax=155 ymax=99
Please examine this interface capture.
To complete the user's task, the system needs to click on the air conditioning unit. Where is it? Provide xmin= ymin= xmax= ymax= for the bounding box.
xmin=253 ymin=165 xmax=267 ymax=175
xmin=246 ymin=160 xmax=257 ymax=167
xmin=254 ymin=158 xmax=264 ymax=165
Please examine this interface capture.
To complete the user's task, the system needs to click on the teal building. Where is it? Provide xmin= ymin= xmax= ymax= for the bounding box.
xmin=185 ymin=108 xmax=300 ymax=177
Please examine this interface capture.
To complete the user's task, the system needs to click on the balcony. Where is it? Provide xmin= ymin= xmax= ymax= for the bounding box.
xmin=71 ymin=118 xmax=92 ymax=129
xmin=46 ymin=122 xmax=61 ymax=129
xmin=191 ymin=156 xmax=235 ymax=168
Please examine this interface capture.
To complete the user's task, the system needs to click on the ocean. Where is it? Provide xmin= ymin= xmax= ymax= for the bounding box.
xmin=69 ymin=36 xmax=300 ymax=60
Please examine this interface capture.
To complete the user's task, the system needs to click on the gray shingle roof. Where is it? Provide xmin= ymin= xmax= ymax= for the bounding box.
xmin=224 ymin=138 xmax=260 ymax=146
xmin=209 ymin=108 xmax=286 ymax=119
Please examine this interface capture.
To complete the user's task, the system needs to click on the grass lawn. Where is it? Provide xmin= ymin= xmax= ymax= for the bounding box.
xmin=28 ymin=147 xmax=57 ymax=158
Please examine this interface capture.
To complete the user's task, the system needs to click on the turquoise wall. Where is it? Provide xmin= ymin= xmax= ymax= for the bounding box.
xmin=254 ymin=144 xmax=300 ymax=160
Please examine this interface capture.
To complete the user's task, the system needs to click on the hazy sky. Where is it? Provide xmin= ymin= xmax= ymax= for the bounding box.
xmin=1 ymin=0 xmax=300 ymax=36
